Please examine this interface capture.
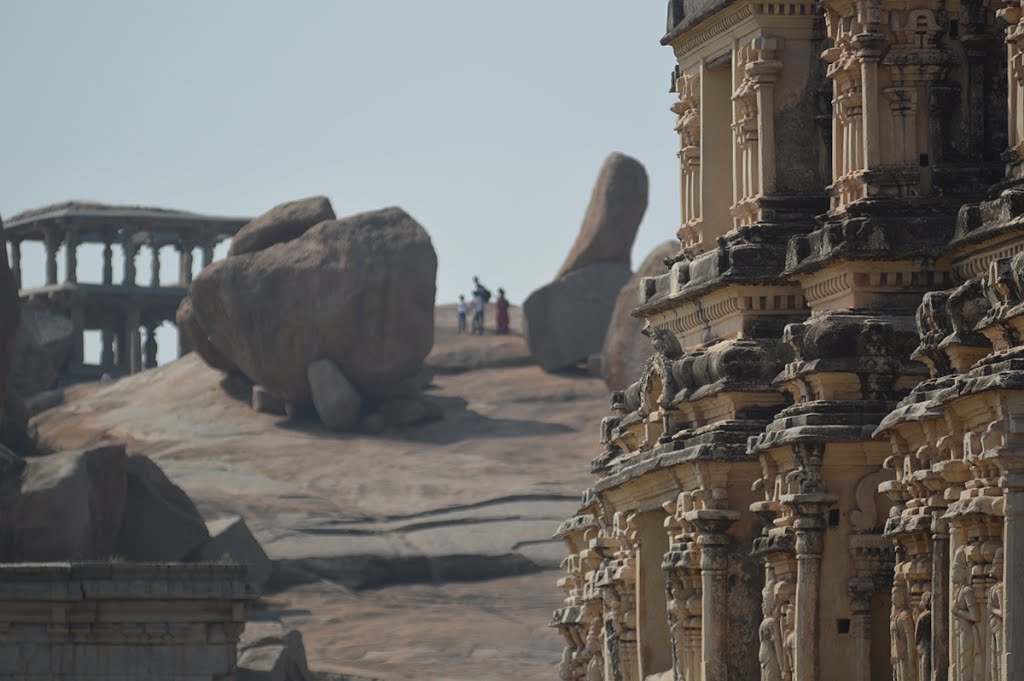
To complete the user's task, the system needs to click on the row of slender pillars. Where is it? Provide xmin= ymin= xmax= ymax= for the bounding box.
xmin=7 ymin=231 xmax=214 ymax=289
xmin=97 ymin=314 xmax=162 ymax=374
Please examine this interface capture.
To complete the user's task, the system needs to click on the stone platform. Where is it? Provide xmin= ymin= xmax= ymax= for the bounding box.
xmin=0 ymin=562 xmax=252 ymax=681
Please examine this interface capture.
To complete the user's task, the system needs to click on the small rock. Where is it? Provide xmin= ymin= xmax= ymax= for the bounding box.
xmin=237 ymin=620 xmax=312 ymax=681
xmin=113 ymin=454 xmax=210 ymax=561
xmin=307 ymin=359 xmax=362 ymax=432
xmin=523 ymin=262 xmax=632 ymax=372
xmin=252 ymin=385 xmax=287 ymax=415
xmin=193 ymin=515 xmax=272 ymax=592
xmin=229 ymin=196 xmax=335 ymax=257
xmin=378 ymin=396 xmax=444 ymax=427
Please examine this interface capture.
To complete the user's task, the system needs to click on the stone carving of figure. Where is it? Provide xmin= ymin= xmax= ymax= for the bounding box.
xmin=915 ymin=592 xmax=931 ymax=681
xmin=667 ymin=574 xmax=688 ymax=678
xmin=952 ymin=551 xmax=982 ymax=681
xmin=890 ymin=581 xmax=918 ymax=681
xmin=584 ymin=614 xmax=604 ymax=681
xmin=758 ymin=580 xmax=783 ymax=681
xmin=684 ymin=589 xmax=702 ymax=681
xmin=989 ymin=552 xmax=1004 ymax=681
xmin=559 ymin=645 xmax=573 ymax=681
xmin=781 ymin=602 xmax=796 ymax=681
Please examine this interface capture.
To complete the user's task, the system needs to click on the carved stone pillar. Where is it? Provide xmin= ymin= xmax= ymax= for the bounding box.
xmin=179 ymin=242 xmax=194 ymax=285
xmin=64 ymin=228 xmax=78 ymax=284
xmin=9 ymin=240 xmax=20 ymax=289
xmin=786 ymin=494 xmax=834 ymax=681
xmin=593 ymin=512 xmax=639 ymax=681
xmin=143 ymin=325 xmax=158 ymax=369
xmin=100 ymin=327 xmax=114 ymax=372
xmin=102 ymin=241 xmax=113 ymax=285
xmin=663 ymin=493 xmax=703 ymax=681
xmin=43 ymin=226 xmax=58 ymax=285
xmin=688 ymin=509 xmax=739 ymax=681
xmin=69 ymin=306 xmax=84 ymax=366
xmin=125 ymin=306 xmax=141 ymax=374
xmin=123 ymin=233 xmax=138 ymax=286
xmin=932 ymin=512 xmax=950 ymax=681
xmin=849 ymin=577 xmax=874 ymax=681
xmin=997 ymin=456 xmax=1024 ymax=681
xmin=750 ymin=36 xmax=783 ymax=196
xmin=201 ymin=242 xmax=215 ymax=269
xmin=150 ymin=243 xmax=161 ymax=288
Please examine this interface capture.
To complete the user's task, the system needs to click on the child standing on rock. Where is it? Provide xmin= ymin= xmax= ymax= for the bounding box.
xmin=457 ymin=295 xmax=468 ymax=334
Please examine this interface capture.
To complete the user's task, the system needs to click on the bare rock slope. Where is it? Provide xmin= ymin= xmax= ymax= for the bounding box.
xmin=32 ymin=307 xmax=607 ymax=681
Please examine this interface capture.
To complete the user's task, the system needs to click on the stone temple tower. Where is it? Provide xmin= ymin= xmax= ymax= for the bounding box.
xmin=552 ymin=1 xmax=1024 ymax=680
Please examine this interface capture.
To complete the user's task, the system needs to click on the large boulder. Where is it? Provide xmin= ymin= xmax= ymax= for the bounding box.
xmin=523 ymin=262 xmax=632 ymax=372
xmin=229 ymin=196 xmax=335 ymax=257
xmin=307 ymin=358 xmax=362 ymax=432
xmin=556 ymin=153 xmax=648 ymax=278
xmin=601 ymin=241 xmax=677 ymax=390
xmin=10 ymin=309 xmax=74 ymax=396
xmin=190 ymin=206 xmax=437 ymax=404
xmin=176 ymin=296 xmax=238 ymax=373
xmin=4 ymin=445 xmax=127 ymax=561
xmin=0 ymin=223 xmax=19 ymax=422
xmin=112 ymin=454 xmax=210 ymax=561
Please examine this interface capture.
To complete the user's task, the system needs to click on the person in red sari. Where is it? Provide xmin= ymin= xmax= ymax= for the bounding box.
xmin=495 ymin=288 xmax=510 ymax=334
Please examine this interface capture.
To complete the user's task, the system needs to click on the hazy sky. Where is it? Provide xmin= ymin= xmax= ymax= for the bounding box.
xmin=1 ymin=2 xmax=679 ymax=363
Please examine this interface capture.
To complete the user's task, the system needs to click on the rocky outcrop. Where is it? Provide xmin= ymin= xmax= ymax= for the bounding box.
xmin=523 ymin=262 xmax=632 ymax=372
xmin=4 ymin=445 xmax=127 ymax=561
xmin=190 ymin=206 xmax=437 ymax=411
xmin=229 ymin=196 xmax=335 ymax=257
xmin=0 ymin=445 xmax=216 ymax=562
xmin=601 ymin=241 xmax=677 ymax=390
xmin=113 ymin=454 xmax=210 ymax=561
xmin=556 ymin=153 xmax=648 ymax=278
xmin=0 ymin=222 xmax=19 ymax=423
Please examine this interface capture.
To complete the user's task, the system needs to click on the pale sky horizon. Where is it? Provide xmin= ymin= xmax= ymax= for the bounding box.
xmin=2 ymin=2 xmax=680 ymax=364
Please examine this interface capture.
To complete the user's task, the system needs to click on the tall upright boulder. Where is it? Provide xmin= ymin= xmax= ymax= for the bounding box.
xmin=0 ymin=222 xmax=19 ymax=424
xmin=228 ymin=196 xmax=335 ymax=257
xmin=190 ymin=207 xmax=437 ymax=405
xmin=523 ymin=153 xmax=648 ymax=372
xmin=556 ymin=153 xmax=648 ymax=278
xmin=601 ymin=241 xmax=678 ymax=390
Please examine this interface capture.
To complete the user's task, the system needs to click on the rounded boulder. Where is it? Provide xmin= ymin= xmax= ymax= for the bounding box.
xmin=190 ymin=206 xmax=437 ymax=403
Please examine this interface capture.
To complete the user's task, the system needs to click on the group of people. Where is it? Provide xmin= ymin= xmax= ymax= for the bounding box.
xmin=458 ymin=276 xmax=510 ymax=335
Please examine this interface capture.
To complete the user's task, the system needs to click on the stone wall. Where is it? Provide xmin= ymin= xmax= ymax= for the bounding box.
xmin=0 ymin=563 xmax=251 ymax=681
